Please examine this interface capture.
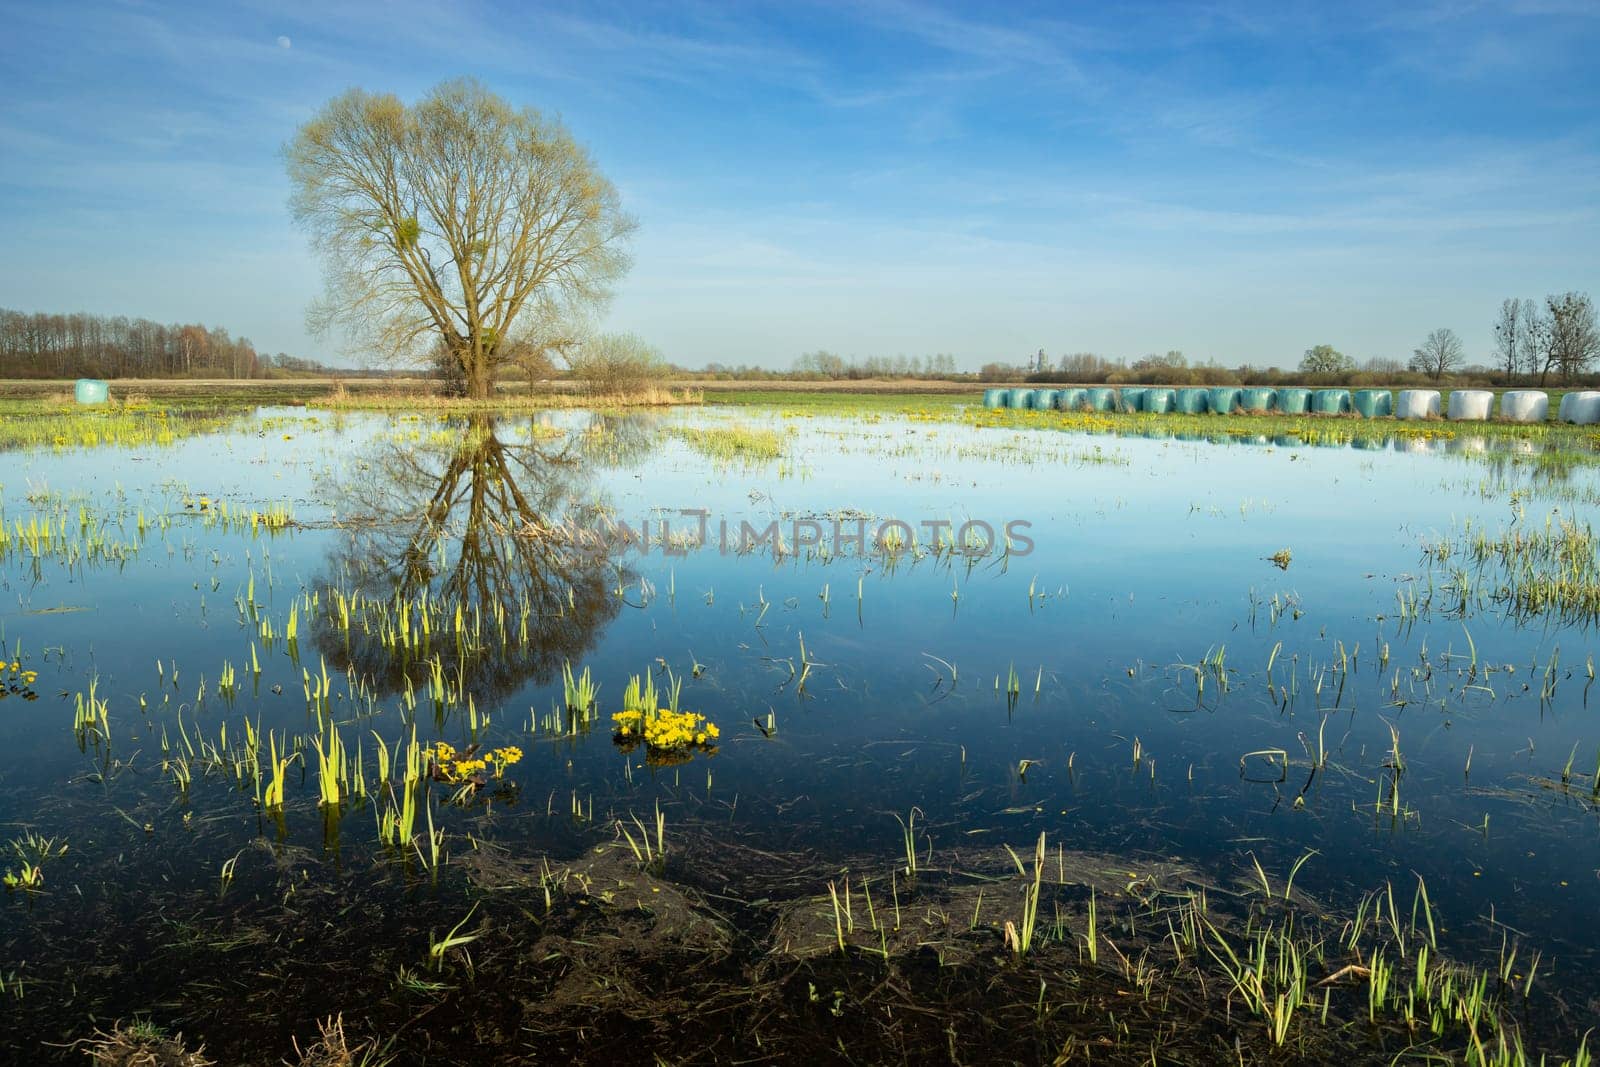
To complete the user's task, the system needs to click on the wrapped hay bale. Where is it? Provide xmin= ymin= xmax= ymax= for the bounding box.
xmin=1117 ymin=387 xmax=1147 ymax=413
xmin=1311 ymin=389 xmax=1351 ymax=414
xmin=1085 ymin=387 xmax=1118 ymax=412
xmin=1174 ymin=388 xmax=1208 ymax=414
xmin=1497 ymin=390 xmax=1547 ymax=423
xmin=1446 ymin=390 xmax=1493 ymax=421
xmin=1352 ymin=390 xmax=1393 ymax=418
xmin=75 ymin=379 xmax=110 ymax=405
xmin=1206 ymin=387 xmax=1242 ymax=414
xmin=1276 ymin=388 xmax=1312 ymax=414
xmin=1007 ymin=387 xmax=1035 ymax=409
xmin=1142 ymin=388 xmax=1175 ymax=413
xmin=1054 ymin=388 xmax=1088 ymax=411
xmin=1562 ymin=391 xmax=1600 ymax=425
xmin=1239 ymin=387 xmax=1276 ymax=412
xmin=1395 ymin=390 xmax=1441 ymax=419
xmin=1032 ymin=389 xmax=1061 ymax=411
xmin=982 ymin=388 xmax=1008 ymax=408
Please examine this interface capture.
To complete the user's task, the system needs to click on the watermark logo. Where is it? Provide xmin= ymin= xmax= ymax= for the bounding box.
xmin=547 ymin=509 xmax=1034 ymax=559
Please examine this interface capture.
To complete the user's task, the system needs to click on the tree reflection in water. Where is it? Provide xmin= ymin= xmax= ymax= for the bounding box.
xmin=314 ymin=412 xmax=658 ymax=704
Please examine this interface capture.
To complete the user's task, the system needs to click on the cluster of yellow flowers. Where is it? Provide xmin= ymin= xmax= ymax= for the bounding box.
xmin=612 ymin=708 xmax=720 ymax=753
xmin=2 ymin=658 xmax=39 ymax=701
xmin=487 ymin=745 xmax=523 ymax=778
xmin=431 ymin=741 xmax=524 ymax=783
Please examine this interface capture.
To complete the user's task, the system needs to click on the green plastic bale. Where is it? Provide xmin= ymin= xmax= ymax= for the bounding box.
xmin=1351 ymin=389 xmax=1393 ymax=418
xmin=1007 ymin=387 xmax=1035 ymax=409
xmin=74 ymin=378 xmax=109 ymax=405
xmin=1032 ymin=389 xmax=1061 ymax=411
xmin=1276 ymin=388 xmax=1312 ymax=414
xmin=1142 ymin=388 xmax=1176 ymax=413
xmin=1174 ymin=388 xmax=1209 ymax=414
xmin=1239 ymin=387 xmax=1276 ymax=412
xmin=1311 ymin=389 xmax=1350 ymax=415
xmin=1085 ymin=387 xmax=1118 ymax=412
xmin=982 ymin=388 xmax=1008 ymax=408
xmin=1117 ymin=387 xmax=1147 ymax=413
xmin=1054 ymin=388 xmax=1087 ymax=411
xmin=1207 ymin=387 xmax=1242 ymax=414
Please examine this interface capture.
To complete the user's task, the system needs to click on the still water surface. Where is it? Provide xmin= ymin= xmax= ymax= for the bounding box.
xmin=1 ymin=405 xmax=1596 ymax=1049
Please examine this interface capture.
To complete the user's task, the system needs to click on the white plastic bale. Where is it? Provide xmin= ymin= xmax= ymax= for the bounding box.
xmin=1498 ymin=390 xmax=1548 ymax=422
xmin=1567 ymin=391 xmax=1600 ymax=425
xmin=1447 ymin=390 xmax=1494 ymax=421
xmin=1395 ymin=390 xmax=1441 ymax=420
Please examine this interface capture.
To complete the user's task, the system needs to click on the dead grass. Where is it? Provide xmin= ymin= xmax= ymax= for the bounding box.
xmin=290 ymin=1014 xmax=388 ymax=1067
xmin=82 ymin=1024 xmax=213 ymax=1067
xmin=312 ymin=385 xmax=700 ymax=411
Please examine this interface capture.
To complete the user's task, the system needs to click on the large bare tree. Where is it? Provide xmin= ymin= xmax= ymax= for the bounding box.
xmin=1542 ymin=291 xmax=1599 ymax=384
xmin=1408 ymin=328 xmax=1464 ymax=380
xmin=1493 ymin=298 xmax=1532 ymax=379
xmin=285 ymin=79 xmax=635 ymax=398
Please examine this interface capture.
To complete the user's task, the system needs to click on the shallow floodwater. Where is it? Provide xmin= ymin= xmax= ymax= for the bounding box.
xmin=2 ymin=404 xmax=1598 ymax=1056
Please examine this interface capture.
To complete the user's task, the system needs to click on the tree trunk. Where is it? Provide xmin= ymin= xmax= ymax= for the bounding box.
xmin=467 ymin=360 xmax=492 ymax=400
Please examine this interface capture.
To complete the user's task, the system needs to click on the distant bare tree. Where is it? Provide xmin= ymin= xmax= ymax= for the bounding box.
xmin=1484 ymin=300 xmax=1523 ymax=379
xmin=1408 ymin=328 xmax=1465 ymax=380
xmin=1519 ymin=299 xmax=1546 ymax=381
xmin=1541 ymin=292 xmax=1599 ymax=384
xmin=286 ymin=79 xmax=635 ymax=399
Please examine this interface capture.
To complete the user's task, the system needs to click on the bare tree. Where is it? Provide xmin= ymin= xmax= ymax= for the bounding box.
xmin=1493 ymin=298 xmax=1531 ymax=379
xmin=1543 ymin=292 xmax=1599 ymax=384
xmin=1408 ymin=328 xmax=1464 ymax=380
xmin=1518 ymin=299 xmax=1546 ymax=381
xmin=285 ymin=79 xmax=635 ymax=399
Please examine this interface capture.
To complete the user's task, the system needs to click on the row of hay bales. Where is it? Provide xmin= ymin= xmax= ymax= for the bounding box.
xmin=981 ymin=387 xmax=1600 ymax=423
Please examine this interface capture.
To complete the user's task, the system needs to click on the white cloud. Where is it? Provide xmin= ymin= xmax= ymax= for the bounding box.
xmin=276 ymin=35 xmax=291 ymax=49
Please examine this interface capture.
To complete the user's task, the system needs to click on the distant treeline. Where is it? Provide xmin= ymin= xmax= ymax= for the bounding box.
xmin=0 ymin=307 xmax=358 ymax=380
xmin=674 ymin=351 xmax=963 ymax=381
xmin=677 ymin=292 xmax=1600 ymax=388
xmin=985 ymin=292 xmax=1600 ymax=388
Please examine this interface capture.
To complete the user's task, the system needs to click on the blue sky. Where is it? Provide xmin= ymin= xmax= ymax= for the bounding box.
xmin=1 ymin=1 xmax=1596 ymax=370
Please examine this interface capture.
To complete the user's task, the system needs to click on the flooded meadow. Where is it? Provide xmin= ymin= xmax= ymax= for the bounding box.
xmin=3 ymin=397 xmax=1599 ymax=1063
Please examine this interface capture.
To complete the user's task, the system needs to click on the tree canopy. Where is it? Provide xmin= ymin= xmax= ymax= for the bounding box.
xmin=1298 ymin=344 xmax=1354 ymax=375
xmin=285 ymin=79 xmax=635 ymax=398
xmin=1408 ymin=328 xmax=1464 ymax=380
